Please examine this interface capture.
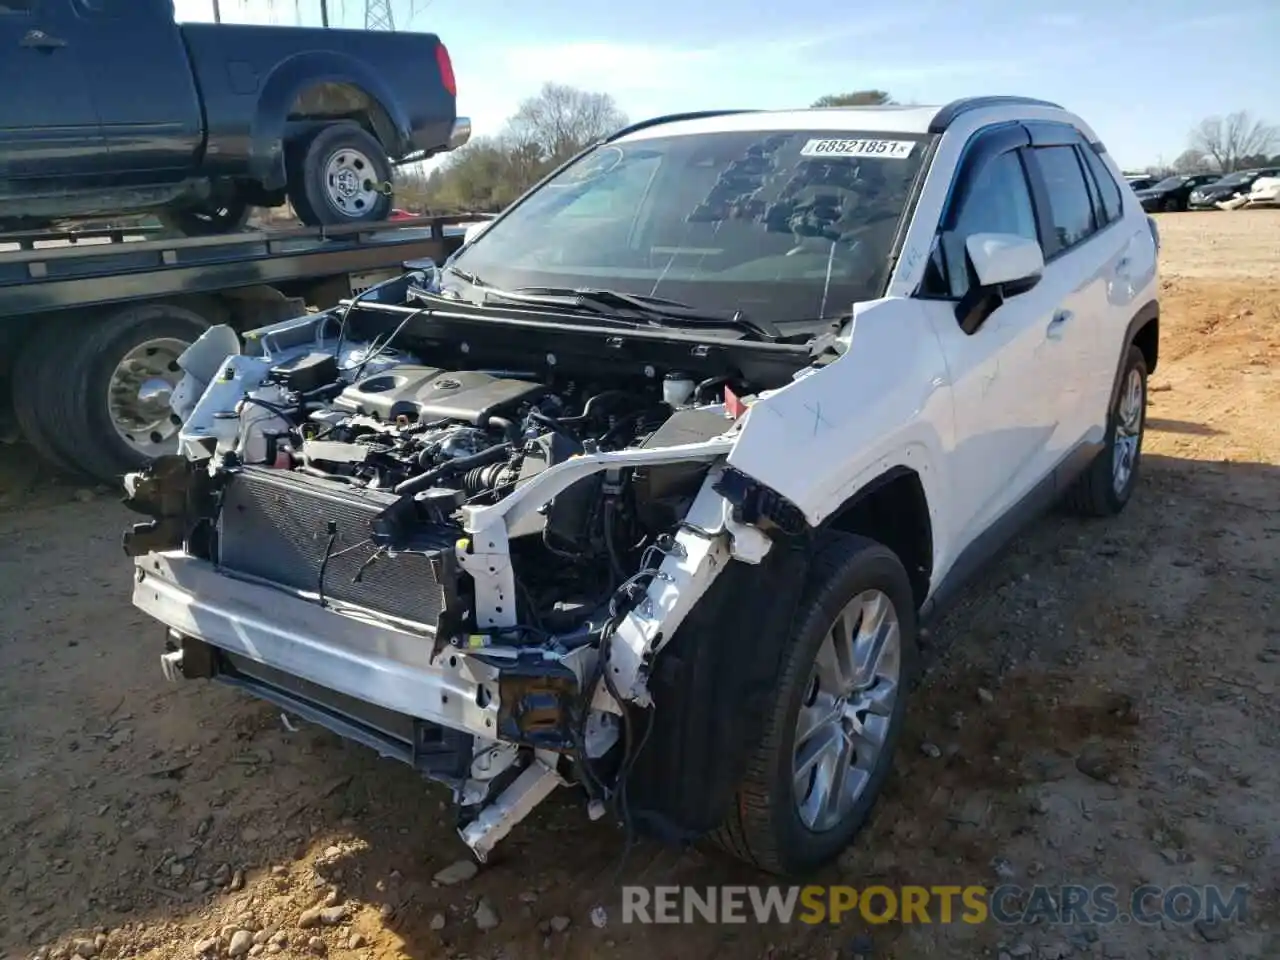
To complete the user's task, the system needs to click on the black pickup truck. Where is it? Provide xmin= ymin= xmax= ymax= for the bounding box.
xmin=0 ymin=0 xmax=469 ymax=235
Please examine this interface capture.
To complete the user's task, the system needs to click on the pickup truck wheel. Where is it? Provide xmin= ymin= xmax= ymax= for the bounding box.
xmin=55 ymin=304 xmax=210 ymax=482
xmin=1063 ymin=344 xmax=1148 ymax=518
xmin=291 ymin=123 xmax=394 ymax=226
xmin=710 ymin=532 xmax=916 ymax=876
xmin=159 ymin=200 xmax=251 ymax=237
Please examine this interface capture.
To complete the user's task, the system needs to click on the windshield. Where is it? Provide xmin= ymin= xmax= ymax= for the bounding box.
xmin=1152 ymin=176 xmax=1190 ymax=190
xmin=444 ymin=128 xmax=930 ymax=326
xmin=1212 ymin=171 xmax=1253 ymax=186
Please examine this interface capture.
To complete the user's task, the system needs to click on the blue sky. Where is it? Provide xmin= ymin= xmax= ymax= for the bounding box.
xmin=175 ymin=0 xmax=1280 ymax=171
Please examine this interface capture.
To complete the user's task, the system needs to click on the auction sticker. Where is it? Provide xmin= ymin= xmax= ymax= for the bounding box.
xmin=800 ymin=138 xmax=915 ymax=159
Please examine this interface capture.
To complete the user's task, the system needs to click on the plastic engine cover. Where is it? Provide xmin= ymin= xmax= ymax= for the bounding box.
xmin=333 ymin=365 xmax=545 ymax=424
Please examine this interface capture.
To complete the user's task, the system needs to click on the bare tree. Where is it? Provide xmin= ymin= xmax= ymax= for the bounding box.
xmin=1170 ymin=149 xmax=1211 ymax=174
xmin=1188 ymin=112 xmax=1280 ymax=173
xmin=811 ymin=90 xmax=895 ymax=108
xmin=505 ymin=83 xmax=629 ymax=166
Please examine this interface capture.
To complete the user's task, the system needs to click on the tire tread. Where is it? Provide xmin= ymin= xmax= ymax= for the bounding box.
xmin=708 ymin=531 xmax=912 ymax=875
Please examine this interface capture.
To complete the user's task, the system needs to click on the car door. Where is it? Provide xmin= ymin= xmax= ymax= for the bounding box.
xmin=68 ymin=0 xmax=203 ymax=178
xmin=1019 ymin=135 xmax=1117 ymax=462
xmin=915 ymin=124 xmax=1065 ymax=556
xmin=1075 ymin=140 xmax=1151 ymax=441
xmin=0 ymin=0 xmax=104 ymax=180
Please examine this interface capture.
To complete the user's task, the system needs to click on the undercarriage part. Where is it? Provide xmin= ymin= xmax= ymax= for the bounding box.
xmin=122 ymin=454 xmax=214 ymax=557
xmin=458 ymin=750 xmax=565 ymax=861
xmin=493 ymin=657 xmax=581 ymax=750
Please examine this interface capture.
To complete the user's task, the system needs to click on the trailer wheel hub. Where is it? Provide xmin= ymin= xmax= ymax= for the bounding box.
xmin=107 ymin=337 xmax=188 ymax=457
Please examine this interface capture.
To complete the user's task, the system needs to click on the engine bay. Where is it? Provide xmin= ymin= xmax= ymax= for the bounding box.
xmin=125 ymin=276 xmax=820 ymax=861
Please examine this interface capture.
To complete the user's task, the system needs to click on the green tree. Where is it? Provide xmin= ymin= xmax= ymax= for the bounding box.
xmin=811 ymin=90 xmax=895 ymax=108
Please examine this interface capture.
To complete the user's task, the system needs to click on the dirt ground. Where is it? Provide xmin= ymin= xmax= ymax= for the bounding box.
xmin=2 ymin=210 xmax=1278 ymax=960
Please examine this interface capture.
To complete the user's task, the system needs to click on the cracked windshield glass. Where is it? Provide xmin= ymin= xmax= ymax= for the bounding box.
xmin=445 ymin=128 xmax=928 ymax=325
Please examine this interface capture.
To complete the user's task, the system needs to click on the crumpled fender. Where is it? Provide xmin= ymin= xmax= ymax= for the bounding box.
xmin=726 ymin=297 xmax=951 ymax=534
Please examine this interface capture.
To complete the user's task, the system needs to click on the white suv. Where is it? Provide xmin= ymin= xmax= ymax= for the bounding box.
xmin=124 ymin=96 xmax=1159 ymax=877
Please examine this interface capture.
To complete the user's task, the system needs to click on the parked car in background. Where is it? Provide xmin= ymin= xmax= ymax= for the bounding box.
xmin=0 ymin=0 xmax=469 ymax=236
xmin=1134 ymin=173 xmax=1221 ymax=212
xmin=1125 ymin=175 xmax=1159 ymax=192
xmin=1245 ymin=175 xmax=1280 ymax=206
xmin=1188 ymin=168 xmax=1280 ymax=209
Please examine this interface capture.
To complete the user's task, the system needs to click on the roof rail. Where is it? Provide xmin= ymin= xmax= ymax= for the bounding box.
xmin=606 ymin=110 xmax=760 ymax=142
xmin=928 ymin=96 xmax=1064 ymax=133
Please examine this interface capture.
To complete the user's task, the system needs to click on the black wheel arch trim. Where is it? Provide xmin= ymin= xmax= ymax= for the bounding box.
xmin=1110 ymin=300 xmax=1159 ymax=410
xmin=247 ymin=52 xmax=412 ymax=191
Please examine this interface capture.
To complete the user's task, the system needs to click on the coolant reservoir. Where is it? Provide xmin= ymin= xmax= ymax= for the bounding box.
xmin=663 ymin=372 xmax=695 ymax=409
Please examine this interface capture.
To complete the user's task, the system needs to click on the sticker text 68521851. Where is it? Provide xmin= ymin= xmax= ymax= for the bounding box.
xmin=799 ymin=139 xmax=916 ymax=159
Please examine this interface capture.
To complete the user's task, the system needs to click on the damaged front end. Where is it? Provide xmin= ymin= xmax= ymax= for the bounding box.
xmin=123 ymin=292 xmax=818 ymax=860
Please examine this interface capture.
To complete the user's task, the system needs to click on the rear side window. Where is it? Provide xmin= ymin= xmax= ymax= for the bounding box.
xmin=1034 ymin=145 xmax=1097 ymax=254
xmin=0 ymin=2 xmax=34 ymax=12
xmin=1082 ymin=147 xmax=1123 ymax=225
xmin=936 ymin=151 xmax=1038 ymax=299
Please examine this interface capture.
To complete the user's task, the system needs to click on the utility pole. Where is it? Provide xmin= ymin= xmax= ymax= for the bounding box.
xmin=212 ymin=0 xmax=221 ymax=22
xmin=320 ymin=0 xmax=329 ymax=26
xmin=364 ymin=0 xmax=394 ymax=30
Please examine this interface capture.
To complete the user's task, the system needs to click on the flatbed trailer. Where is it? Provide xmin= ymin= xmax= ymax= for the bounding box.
xmin=0 ymin=215 xmax=485 ymax=484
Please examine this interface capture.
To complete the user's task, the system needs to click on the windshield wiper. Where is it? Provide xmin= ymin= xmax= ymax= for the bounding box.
xmin=444 ymin=265 xmax=489 ymax=287
xmin=505 ymin=286 xmax=782 ymax=341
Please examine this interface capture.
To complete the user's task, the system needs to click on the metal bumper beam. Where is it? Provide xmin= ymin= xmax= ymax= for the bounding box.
xmin=132 ymin=551 xmax=501 ymax=740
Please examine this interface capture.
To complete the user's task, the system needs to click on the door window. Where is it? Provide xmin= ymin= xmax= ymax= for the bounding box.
xmin=1035 ymin=145 xmax=1098 ymax=255
xmin=935 ymin=150 xmax=1038 ymax=300
xmin=1082 ymin=147 xmax=1123 ymax=226
xmin=0 ymin=2 xmax=35 ymax=12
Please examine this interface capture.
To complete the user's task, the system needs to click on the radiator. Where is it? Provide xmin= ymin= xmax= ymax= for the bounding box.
xmin=217 ymin=466 xmax=449 ymax=626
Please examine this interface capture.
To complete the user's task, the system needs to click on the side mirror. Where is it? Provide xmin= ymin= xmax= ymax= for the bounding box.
xmin=966 ymin=232 xmax=1044 ymax=289
xmin=955 ymin=232 xmax=1045 ymax=334
xmin=464 ymin=219 xmax=492 ymax=245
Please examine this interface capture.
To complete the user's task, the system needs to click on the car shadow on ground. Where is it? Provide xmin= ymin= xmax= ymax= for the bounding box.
xmin=1146 ymin=417 xmax=1225 ymax=436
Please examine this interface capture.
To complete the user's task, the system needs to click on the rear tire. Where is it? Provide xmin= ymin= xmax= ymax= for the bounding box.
xmin=709 ymin=532 xmax=916 ymax=876
xmin=15 ymin=304 xmax=211 ymax=482
xmin=287 ymin=122 xmax=393 ymax=227
xmin=70 ymin=304 xmax=211 ymax=481
xmin=10 ymin=312 xmax=91 ymax=474
xmin=284 ymin=137 xmax=320 ymax=226
xmin=159 ymin=199 xmax=251 ymax=237
xmin=1063 ymin=344 xmax=1148 ymax=517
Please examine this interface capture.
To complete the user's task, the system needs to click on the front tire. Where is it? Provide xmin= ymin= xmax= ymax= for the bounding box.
xmin=1063 ymin=344 xmax=1148 ymax=517
xmin=288 ymin=122 xmax=393 ymax=227
xmin=710 ymin=532 xmax=917 ymax=876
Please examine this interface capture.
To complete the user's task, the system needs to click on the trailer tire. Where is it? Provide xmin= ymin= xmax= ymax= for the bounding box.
xmin=289 ymin=122 xmax=393 ymax=227
xmin=10 ymin=312 xmax=93 ymax=474
xmin=58 ymin=304 xmax=211 ymax=483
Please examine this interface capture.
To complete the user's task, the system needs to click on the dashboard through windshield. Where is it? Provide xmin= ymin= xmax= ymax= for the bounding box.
xmin=443 ymin=128 xmax=931 ymax=327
